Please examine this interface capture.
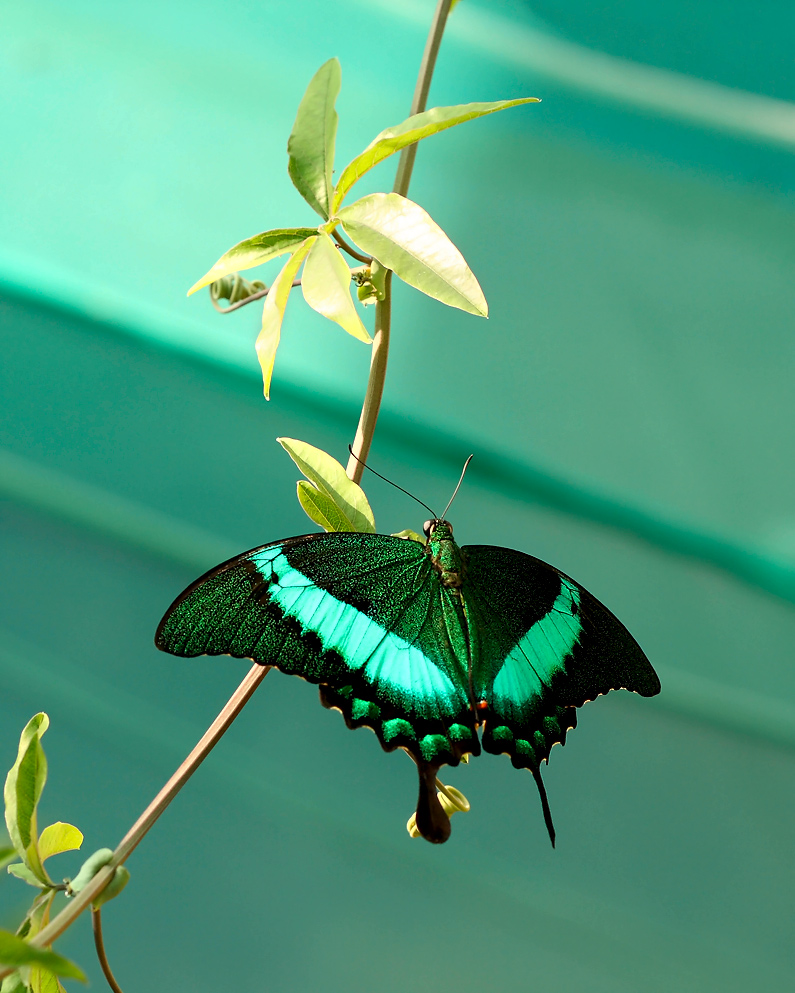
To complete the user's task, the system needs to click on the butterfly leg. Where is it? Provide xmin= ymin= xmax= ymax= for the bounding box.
xmin=415 ymin=761 xmax=451 ymax=844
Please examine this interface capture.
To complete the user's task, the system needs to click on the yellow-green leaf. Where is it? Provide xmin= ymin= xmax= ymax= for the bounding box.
xmin=277 ymin=438 xmax=375 ymax=533
xmin=3 ymin=715 xmax=50 ymax=886
xmin=287 ymin=58 xmax=341 ymax=219
xmin=30 ymin=966 xmax=64 ymax=993
xmin=333 ymin=98 xmax=539 ymax=210
xmin=301 ymin=233 xmax=371 ymax=343
xmin=187 ymin=228 xmax=317 ymax=296
xmin=255 ymin=239 xmax=316 ymax=399
xmin=0 ymin=970 xmax=27 ymax=993
xmin=6 ymin=863 xmax=44 ymax=888
xmin=297 ymin=481 xmax=357 ymax=533
xmin=391 ymin=529 xmax=426 ymax=544
xmin=37 ymin=824 xmax=82 ymax=864
xmin=336 ymin=193 xmax=487 ymax=316
xmin=0 ymin=931 xmax=85 ymax=982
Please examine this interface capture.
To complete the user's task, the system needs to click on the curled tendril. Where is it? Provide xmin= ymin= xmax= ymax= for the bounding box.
xmin=209 ymin=273 xmax=268 ymax=313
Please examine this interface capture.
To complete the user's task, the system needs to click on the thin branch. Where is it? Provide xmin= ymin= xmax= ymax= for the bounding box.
xmin=346 ymin=270 xmax=392 ymax=481
xmin=393 ymin=0 xmax=454 ymax=198
xmin=333 ymin=230 xmax=372 ymax=265
xmin=0 ymin=663 xmax=271 ymax=980
xmin=211 ymin=281 xmax=302 ymax=314
xmin=92 ymin=907 xmax=125 ymax=993
xmin=347 ymin=0 xmax=453 ymax=481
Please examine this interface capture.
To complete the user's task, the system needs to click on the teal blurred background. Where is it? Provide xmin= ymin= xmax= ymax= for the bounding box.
xmin=2 ymin=1 xmax=794 ymax=989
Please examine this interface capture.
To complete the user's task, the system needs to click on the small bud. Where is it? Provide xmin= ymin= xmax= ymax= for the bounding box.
xmin=407 ymin=782 xmax=470 ymax=839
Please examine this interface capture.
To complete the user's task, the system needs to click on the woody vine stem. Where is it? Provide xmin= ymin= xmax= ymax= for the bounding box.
xmin=346 ymin=0 xmax=453 ymax=482
xmin=0 ymin=0 xmax=454 ymax=977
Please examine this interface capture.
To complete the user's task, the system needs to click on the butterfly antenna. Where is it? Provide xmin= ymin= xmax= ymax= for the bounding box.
xmin=440 ymin=455 xmax=474 ymax=520
xmin=347 ymin=447 xmax=437 ymax=518
xmin=532 ymin=767 xmax=556 ymax=848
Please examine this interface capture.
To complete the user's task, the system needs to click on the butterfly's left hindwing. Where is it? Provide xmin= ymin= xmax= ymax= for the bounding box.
xmin=156 ymin=533 xmax=479 ymax=767
xmin=461 ymin=545 xmax=660 ymax=772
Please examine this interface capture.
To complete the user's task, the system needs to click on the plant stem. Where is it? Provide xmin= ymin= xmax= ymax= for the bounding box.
xmin=0 ymin=6 xmax=458 ymax=978
xmin=346 ymin=270 xmax=393 ymax=482
xmin=346 ymin=0 xmax=453 ymax=482
xmin=92 ymin=908 xmax=125 ymax=993
xmin=393 ymin=0 xmax=454 ymax=198
xmin=0 ymin=663 xmax=270 ymax=979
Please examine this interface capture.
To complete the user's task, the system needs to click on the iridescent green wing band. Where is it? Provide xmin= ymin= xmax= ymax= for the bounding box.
xmin=462 ymin=545 xmax=660 ymax=771
xmin=155 ymin=533 xmax=479 ymax=766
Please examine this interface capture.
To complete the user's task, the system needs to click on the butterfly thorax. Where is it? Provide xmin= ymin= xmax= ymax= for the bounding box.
xmin=425 ymin=519 xmax=465 ymax=589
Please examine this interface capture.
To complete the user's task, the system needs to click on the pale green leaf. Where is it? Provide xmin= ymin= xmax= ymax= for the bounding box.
xmin=287 ymin=58 xmax=341 ymax=219
xmin=66 ymin=849 xmax=113 ymax=896
xmin=0 ymin=970 xmax=27 ymax=993
xmin=301 ymin=233 xmax=371 ymax=343
xmin=187 ymin=228 xmax=317 ymax=296
xmin=37 ymin=824 xmax=82 ymax=864
xmin=255 ymin=239 xmax=316 ymax=398
xmin=0 ymin=843 xmax=16 ymax=871
xmin=0 ymin=932 xmax=85 ymax=982
xmin=333 ymin=98 xmax=539 ymax=210
xmin=336 ymin=193 xmax=487 ymax=316
xmin=277 ymin=438 xmax=375 ymax=533
xmin=6 ymin=864 xmax=44 ymax=889
xmin=3 ymin=716 xmax=50 ymax=886
xmin=391 ymin=529 xmax=426 ymax=544
xmin=25 ymin=890 xmax=55 ymax=943
xmin=297 ymin=481 xmax=356 ymax=533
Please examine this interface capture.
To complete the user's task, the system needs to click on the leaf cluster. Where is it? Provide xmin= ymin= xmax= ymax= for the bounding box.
xmin=188 ymin=58 xmax=537 ymax=397
xmin=1 ymin=716 xmax=129 ymax=992
xmin=278 ymin=437 xmax=423 ymax=542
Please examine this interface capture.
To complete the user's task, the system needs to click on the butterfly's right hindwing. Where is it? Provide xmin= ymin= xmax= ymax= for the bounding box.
xmin=462 ymin=545 xmax=660 ymax=772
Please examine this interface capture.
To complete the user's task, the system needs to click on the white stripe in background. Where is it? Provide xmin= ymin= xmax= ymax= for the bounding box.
xmin=364 ymin=0 xmax=795 ymax=149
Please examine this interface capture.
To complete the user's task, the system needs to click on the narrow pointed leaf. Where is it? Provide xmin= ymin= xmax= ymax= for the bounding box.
xmin=255 ymin=239 xmax=315 ymax=398
xmin=287 ymin=58 xmax=341 ymax=218
xmin=277 ymin=438 xmax=375 ymax=532
xmin=187 ymin=228 xmax=317 ymax=296
xmin=0 ymin=932 xmax=85 ymax=982
xmin=337 ymin=193 xmax=487 ymax=316
xmin=333 ymin=98 xmax=539 ymax=209
xmin=4 ymin=715 xmax=49 ymax=885
xmin=301 ymin=233 xmax=371 ymax=343
xmin=37 ymin=824 xmax=82 ymax=864
xmin=297 ymin=481 xmax=357 ymax=532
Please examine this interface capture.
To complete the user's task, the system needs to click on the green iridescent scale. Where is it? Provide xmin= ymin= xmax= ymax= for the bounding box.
xmin=156 ymin=523 xmax=660 ymax=845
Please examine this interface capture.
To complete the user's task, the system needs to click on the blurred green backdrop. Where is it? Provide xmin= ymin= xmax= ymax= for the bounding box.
xmin=2 ymin=1 xmax=794 ymax=990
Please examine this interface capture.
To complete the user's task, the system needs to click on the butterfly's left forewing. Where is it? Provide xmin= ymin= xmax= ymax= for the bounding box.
xmin=156 ymin=532 xmax=478 ymax=767
xmin=461 ymin=545 xmax=660 ymax=772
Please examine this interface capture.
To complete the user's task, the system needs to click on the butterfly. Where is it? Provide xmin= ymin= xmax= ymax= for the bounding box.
xmin=156 ymin=515 xmax=660 ymax=845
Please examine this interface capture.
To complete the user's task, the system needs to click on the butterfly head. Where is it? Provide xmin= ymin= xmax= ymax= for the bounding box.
xmin=423 ymin=519 xmax=453 ymax=541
